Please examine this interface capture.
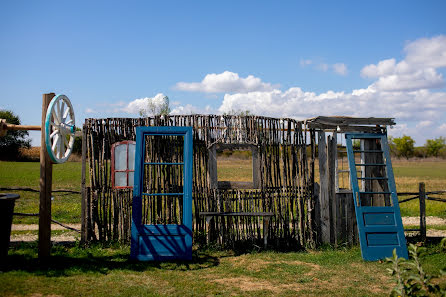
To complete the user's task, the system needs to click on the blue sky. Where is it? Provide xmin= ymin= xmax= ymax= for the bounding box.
xmin=1 ymin=1 xmax=446 ymax=145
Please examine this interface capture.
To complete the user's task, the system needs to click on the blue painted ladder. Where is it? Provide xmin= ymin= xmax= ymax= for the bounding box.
xmin=345 ymin=133 xmax=408 ymax=261
xmin=131 ymin=126 xmax=193 ymax=261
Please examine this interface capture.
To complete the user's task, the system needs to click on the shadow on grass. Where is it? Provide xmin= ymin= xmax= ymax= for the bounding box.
xmin=406 ymin=235 xmax=444 ymax=245
xmin=1 ymin=242 xmax=220 ymax=276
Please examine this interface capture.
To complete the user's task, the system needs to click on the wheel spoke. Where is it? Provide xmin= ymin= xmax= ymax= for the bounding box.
xmin=52 ymin=110 xmax=60 ymax=125
xmin=52 ymin=134 xmax=59 ymax=151
xmin=50 ymin=130 xmax=58 ymax=138
xmin=60 ymin=101 xmax=66 ymax=122
xmin=59 ymin=135 xmax=65 ymax=158
xmin=63 ymin=106 xmax=70 ymax=122
xmin=64 ymin=136 xmax=69 ymax=149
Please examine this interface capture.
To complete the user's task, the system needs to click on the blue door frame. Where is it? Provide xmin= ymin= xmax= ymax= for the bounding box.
xmin=131 ymin=126 xmax=193 ymax=261
xmin=345 ymin=133 xmax=408 ymax=261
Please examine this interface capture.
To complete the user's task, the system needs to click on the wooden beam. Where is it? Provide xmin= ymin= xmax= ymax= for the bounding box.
xmin=39 ymin=92 xmax=55 ymax=259
xmin=318 ymin=131 xmax=330 ymax=244
xmin=307 ymin=116 xmax=395 ymax=126
xmin=327 ymin=134 xmax=337 ymax=245
xmin=419 ymin=182 xmax=426 ymax=242
xmin=252 ymin=146 xmax=260 ymax=189
xmin=81 ymin=126 xmax=87 ymax=243
xmin=208 ymin=146 xmax=217 ymax=189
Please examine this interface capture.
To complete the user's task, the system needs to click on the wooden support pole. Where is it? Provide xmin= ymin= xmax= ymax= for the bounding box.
xmin=419 ymin=182 xmax=426 ymax=241
xmin=208 ymin=145 xmax=217 ymax=189
xmin=327 ymin=134 xmax=337 ymax=245
xmin=318 ymin=131 xmax=330 ymax=244
xmin=252 ymin=146 xmax=260 ymax=188
xmin=39 ymin=92 xmax=55 ymax=259
xmin=81 ymin=126 xmax=87 ymax=243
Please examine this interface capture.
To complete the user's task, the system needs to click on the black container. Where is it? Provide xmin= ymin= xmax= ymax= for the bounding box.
xmin=0 ymin=193 xmax=20 ymax=258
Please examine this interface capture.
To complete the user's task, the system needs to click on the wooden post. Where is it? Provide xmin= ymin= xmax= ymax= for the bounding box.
xmin=318 ymin=131 xmax=330 ymax=243
xmin=39 ymin=92 xmax=55 ymax=259
xmin=252 ymin=146 xmax=260 ymax=188
xmin=263 ymin=216 xmax=270 ymax=249
xmin=81 ymin=125 xmax=87 ymax=243
xmin=313 ymin=182 xmax=321 ymax=244
xmin=208 ymin=145 xmax=217 ymax=189
xmin=327 ymin=134 xmax=337 ymax=245
xmin=419 ymin=182 xmax=426 ymax=241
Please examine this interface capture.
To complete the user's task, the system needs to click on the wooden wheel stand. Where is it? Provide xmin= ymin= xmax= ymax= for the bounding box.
xmin=0 ymin=93 xmax=76 ymax=259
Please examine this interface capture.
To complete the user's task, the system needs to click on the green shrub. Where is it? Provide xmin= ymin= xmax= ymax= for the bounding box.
xmin=386 ymin=243 xmax=445 ymax=296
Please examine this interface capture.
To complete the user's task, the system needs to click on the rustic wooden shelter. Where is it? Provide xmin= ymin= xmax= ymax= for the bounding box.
xmin=306 ymin=116 xmax=396 ymax=246
xmin=80 ymin=115 xmax=395 ymax=249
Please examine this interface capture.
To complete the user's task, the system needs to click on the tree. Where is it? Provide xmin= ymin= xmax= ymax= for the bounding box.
xmin=223 ymin=109 xmax=252 ymax=116
xmin=0 ymin=110 xmax=31 ymax=160
xmin=425 ymin=137 xmax=445 ymax=157
xmin=390 ymin=135 xmax=415 ymax=159
xmin=71 ymin=128 xmax=82 ymax=155
xmin=139 ymin=94 xmax=171 ymax=117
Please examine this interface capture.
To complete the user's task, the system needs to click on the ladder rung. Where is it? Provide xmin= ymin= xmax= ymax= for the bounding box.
xmin=338 ymin=170 xmax=350 ymax=173
xmin=355 ymin=163 xmax=386 ymax=166
xmin=353 ymin=150 xmax=383 ymax=153
xmin=357 ymin=177 xmax=388 ymax=180
xmin=359 ymin=191 xmax=392 ymax=195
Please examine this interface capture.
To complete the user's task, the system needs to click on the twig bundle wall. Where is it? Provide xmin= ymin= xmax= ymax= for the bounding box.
xmin=83 ymin=115 xmax=316 ymax=248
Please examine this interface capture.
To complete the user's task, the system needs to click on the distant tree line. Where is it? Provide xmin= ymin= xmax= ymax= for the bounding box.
xmin=0 ymin=110 xmax=31 ymax=160
xmin=2 ymin=107 xmax=446 ymax=161
xmin=389 ymin=135 xmax=446 ymax=159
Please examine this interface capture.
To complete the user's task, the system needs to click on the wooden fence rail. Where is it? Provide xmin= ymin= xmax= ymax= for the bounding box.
xmin=397 ymin=182 xmax=446 ymax=241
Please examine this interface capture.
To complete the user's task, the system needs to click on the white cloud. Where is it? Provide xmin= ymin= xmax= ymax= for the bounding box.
xmin=416 ymin=120 xmax=434 ymax=129
xmin=404 ymin=35 xmax=446 ymax=68
xmin=438 ymin=123 xmax=446 ymax=134
xmin=300 ymin=59 xmax=313 ymax=66
xmin=124 ymin=93 xmax=168 ymax=115
xmin=372 ymin=68 xmax=444 ymax=91
xmin=361 ymin=58 xmax=397 ymax=78
xmin=218 ymin=87 xmax=446 ymax=122
xmin=332 ymin=63 xmax=348 ymax=76
xmin=317 ymin=63 xmax=329 ymax=72
xmin=170 ymin=104 xmax=216 ymax=115
xmin=300 ymin=58 xmax=348 ymax=76
xmin=361 ymin=36 xmax=446 ymax=91
xmin=85 ymin=107 xmax=96 ymax=113
xmin=174 ymin=71 xmax=276 ymax=93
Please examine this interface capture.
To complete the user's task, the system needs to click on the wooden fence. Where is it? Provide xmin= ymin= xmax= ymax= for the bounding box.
xmin=398 ymin=182 xmax=446 ymax=241
xmin=81 ymin=115 xmax=317 ymax=248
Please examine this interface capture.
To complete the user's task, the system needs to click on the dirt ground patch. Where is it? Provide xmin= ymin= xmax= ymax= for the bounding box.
xmin=10 ymin=224 xmax=80 ymax=242
xmin=402 ymin=216 xmax=446 ymax=226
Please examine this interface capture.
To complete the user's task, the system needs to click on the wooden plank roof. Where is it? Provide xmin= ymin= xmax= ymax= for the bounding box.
xmin=305 ymin=116 xmax=395 ymax=132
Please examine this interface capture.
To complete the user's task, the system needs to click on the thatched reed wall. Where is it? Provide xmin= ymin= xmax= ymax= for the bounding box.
xmin=82 ymin=115 xmax=317 ymax=248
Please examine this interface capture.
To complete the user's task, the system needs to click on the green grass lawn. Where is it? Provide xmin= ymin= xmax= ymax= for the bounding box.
xmin=0 ymin=161 xmax=83 ymax=224
xmin=1 ymin=160 xmax=445 ymax=296
xmin=1 ymin=241 xmax=444 ymax=297
xmin=393 ymin=160 xmax=446 ymax=218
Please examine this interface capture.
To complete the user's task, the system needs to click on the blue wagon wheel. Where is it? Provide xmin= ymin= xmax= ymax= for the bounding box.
xmin=44 ymin=94 xmax=76 ymax=163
